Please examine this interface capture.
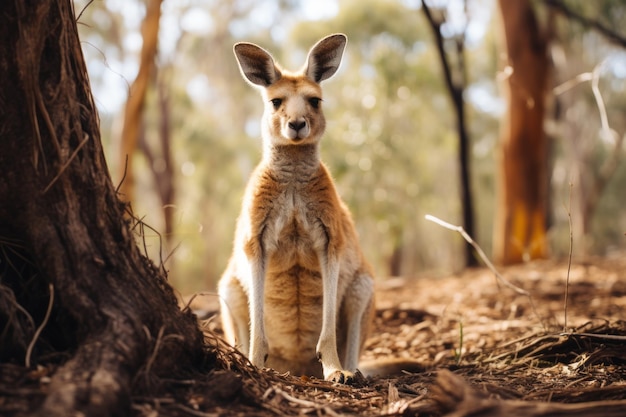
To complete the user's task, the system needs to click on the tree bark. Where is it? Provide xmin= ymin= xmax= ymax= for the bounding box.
xmin=493 ymin=0 xmax=551 ymax=264
xmin=0 ymin=1 xmax=206 ymax=416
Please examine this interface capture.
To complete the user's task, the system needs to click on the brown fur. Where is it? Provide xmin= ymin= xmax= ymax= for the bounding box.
xmin=218 ymin=34 xmax=375 ymax=383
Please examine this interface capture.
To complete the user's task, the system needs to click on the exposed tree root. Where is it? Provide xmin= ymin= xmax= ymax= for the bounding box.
xmin=431 ymin=369 xmax=626 ymax=417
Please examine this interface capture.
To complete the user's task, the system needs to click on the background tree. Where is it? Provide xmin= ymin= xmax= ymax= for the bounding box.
xmin=76 ymin=0 xmax=626 ymax=291
xmin=421 ymin=0 xmax=477 ymax=267
xmin=118 ymin=0 xmax=164 ymax=207
xmin=138 ymin=75 xmax=176 ymax=243
xmin=545 ymin=0 xmax=626 ymax=254
xmin=492 ymin=0 xmax=552 ymax=264
xmin=0 ymin=1 xmax=207 ymax=415
xmin=126 ymin=1 xmax=194 ymax=248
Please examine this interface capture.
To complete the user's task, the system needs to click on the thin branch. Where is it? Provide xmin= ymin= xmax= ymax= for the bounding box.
xmin=553 ymin=61 xmax=624 ymax=218
xmin=125 ymin=210 xmax=168 ymax=276
xmin=563 ymin=183 xmax=573 ymax=331
xmin=425 ymin=214 xmax=544 ymax=328
xmin=263 ymin=386 xmax=341 ymax=416
xmin=43 ymin=133 xmax=91 ymax=193
xmin=142 ymin=326 xmax=184 ymax=378
xmin=76 ymin=0 xmax=95 ymax=22
xmin=421 ymin=1 xmax=461 ymax=101
xmin=544 ymin=0 xmax=626 ymax=49
xmin=262 ymin=386 xmax=316 ymax=407
xmin=589 ymin=64 xmax=624 ymax=191
xmin=590 ymin=63 xmax=615 ymax=142
xmin=116 ymin=155 xmax=129 ymax=195
xmin=136 ymin=218 xmax=167 ymax=274
xmin=570 ymin=332 xmax=626 ymax=342
xmin=182 ymin=291 xmax=219 ymax=314
xmin=161 ymin=239 xmax=182 ymax=267
xmin=0 ymin=283 xmax=36 ymax=333
xmin=552 ymin=72 xmax=593 ymax=96
xmin=25 ymin=283 xmax=54 ymax=368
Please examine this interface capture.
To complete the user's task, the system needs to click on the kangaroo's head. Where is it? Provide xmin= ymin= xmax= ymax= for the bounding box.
xmin=234 ymin=34 xmax=346 ymax=146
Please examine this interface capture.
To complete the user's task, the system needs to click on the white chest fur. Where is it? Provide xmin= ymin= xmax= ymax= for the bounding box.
xmin=263 ymin=175 xmax=326 ymax=274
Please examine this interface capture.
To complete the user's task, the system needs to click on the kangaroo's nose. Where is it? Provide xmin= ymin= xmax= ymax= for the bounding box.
xmin=288 ymin=120 xmax=306 ymax=132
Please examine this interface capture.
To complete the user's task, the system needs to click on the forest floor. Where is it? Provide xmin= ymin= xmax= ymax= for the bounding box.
xmin=192 ymin=253 xmax=626 ymax=416
xmin=2 ymin=254 xmax=626 ymax=416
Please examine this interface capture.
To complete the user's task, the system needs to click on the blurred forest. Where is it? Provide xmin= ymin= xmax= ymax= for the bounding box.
xmin=75 ymin=0 xmax=626 ymax=294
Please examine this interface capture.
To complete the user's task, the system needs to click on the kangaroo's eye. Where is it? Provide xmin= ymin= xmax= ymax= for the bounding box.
xmin=270 ymin=98 xmax=282 ymax=109
xmin=308 ymin=97 xmax=321 ymax=109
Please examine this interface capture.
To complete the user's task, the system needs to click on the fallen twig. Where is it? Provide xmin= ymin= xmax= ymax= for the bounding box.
xmin=425 ymin=214 xmax=544 ymax=328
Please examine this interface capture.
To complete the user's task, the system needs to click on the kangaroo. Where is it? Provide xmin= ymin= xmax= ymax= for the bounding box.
xmin=218 ymin=34 xmax=375 ymax=384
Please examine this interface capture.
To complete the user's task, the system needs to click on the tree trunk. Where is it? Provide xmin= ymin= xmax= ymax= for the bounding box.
xmin=493 ymin=0 xmax=550 ymax=264
xmin=0 ymin=1 xmax=207 ymax=416
xmin=118 ymin=0 xmax=163 ymax=203
xmin=421 ymin=1 xmax=478 ymax=267
xmin=138 ymin=76 xmax=175 ymax=243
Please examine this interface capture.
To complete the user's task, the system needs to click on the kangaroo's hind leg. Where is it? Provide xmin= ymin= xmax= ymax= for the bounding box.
xmin=339 ymin=272 xmax=374 ymax=372
xmin=218 ymin=271 xmax=251 ymax=356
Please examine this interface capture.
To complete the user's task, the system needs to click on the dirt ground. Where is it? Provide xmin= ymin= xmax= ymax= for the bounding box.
xmin=2 ymin=254 xmax=626 ymax=416
xmin=192 ymin=253 xmax=626 ymax=416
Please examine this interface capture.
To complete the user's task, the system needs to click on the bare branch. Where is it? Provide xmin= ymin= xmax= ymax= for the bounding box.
xmin=544 ymin=0 xmax=626 ymax=48
xmin=553 ymin=60 xmax=624 ymax=220
xmin=425 ymin=214 xmax=544 ymax=328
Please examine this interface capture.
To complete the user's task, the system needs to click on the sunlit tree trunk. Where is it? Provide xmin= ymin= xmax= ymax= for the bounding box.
xmin=0 ymin=1 xmax=206 ymax=415
xmin=118 ymin=0 xmax=162 ymax=203
xmin=138 ymin=76 xmax=175 ymax=243
xmin=493 ymin=0 xmax=551 ymax=264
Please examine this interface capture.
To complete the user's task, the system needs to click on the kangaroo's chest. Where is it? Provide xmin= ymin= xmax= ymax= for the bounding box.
xmin=263 ymin=185 xmax=325 ymax=273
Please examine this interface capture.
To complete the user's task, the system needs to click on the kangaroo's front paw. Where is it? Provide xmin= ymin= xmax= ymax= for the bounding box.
xmin=326 ymin=369 xmax=355 ymax=385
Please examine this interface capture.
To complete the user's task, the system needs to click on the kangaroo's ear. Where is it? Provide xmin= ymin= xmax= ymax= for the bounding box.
xmin=234 ymin=42 xmax=282 ymax=87
xmin=304 ymin=33 xmax=347 ymax=83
